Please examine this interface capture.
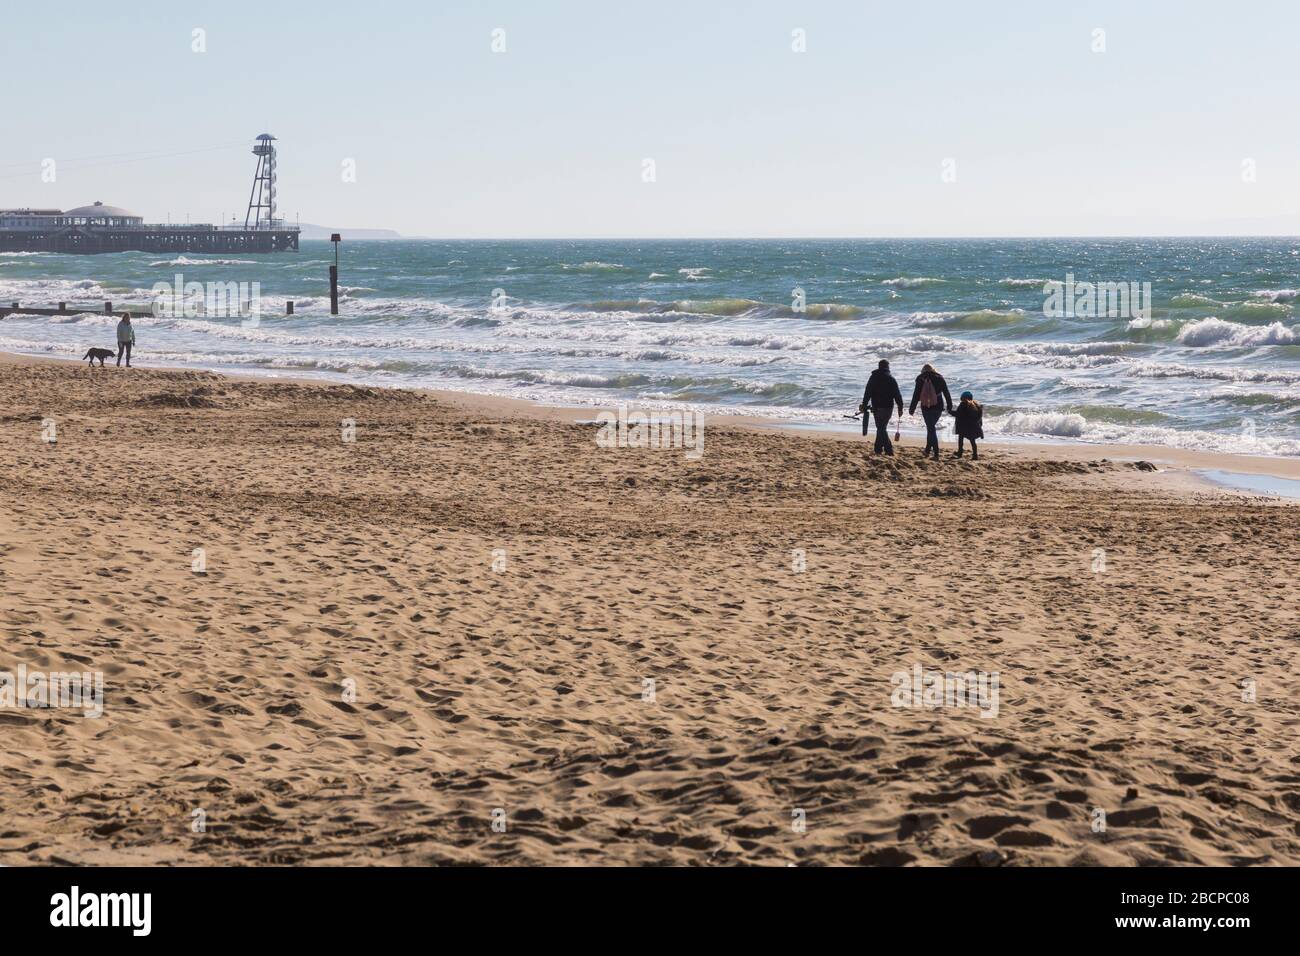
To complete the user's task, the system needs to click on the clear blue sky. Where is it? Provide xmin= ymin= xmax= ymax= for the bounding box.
xmin=3 ymin=0 xmax=1298 ymax=237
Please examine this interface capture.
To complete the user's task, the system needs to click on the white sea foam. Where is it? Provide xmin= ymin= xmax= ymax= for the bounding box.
xmin=1169 ymin=293 xmax=1222 ymax=307
xmin=1175 ymin=317 xmax=1298 ymax=347
xmin=1126 ymin=317 xmax=1176 ymax=331
xmin=561 ymin=261 xmax=626 ymax=272
xmin=148 ymin=257 xmax=259 ymax=267
xmin=908 ymin=309 xmax=1026 ymax=329
xmin=1125 ymin=359 xmax=1300 ymax=386
xmin=1251 ymin=288 xmax=1299 ymax=303
xmin=445 ymin=365 xmax=652 ymax=388
xmin=986 ymin=411 xmax=1300 ymax=455
xmin=996 ymin=411 xmax=1087 ymax=437
xmin=882 ymin=276 xmax=945 ymax=288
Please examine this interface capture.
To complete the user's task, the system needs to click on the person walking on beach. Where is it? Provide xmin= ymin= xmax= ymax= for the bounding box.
xmin=953 ymin=390 xmax=984 ymax=460
xmin=909 ymin=362 xmax=954 ymax=460
xmin=115 ymin=313 xmax=135 ymax=368
xmin=860 ymin=359 xmax=904 ymax=455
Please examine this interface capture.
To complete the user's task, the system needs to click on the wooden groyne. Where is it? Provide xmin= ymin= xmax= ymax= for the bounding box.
xmin=0 ymin=302 xmax=151 ymax=320
xmin=0 ymin=300 xmax=295 ymax=320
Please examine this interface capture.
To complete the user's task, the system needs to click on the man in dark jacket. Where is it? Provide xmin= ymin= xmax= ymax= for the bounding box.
xmin=908 ymin=363 xmax=954 ymax=460
xmin=860 ymin=359 xmax=904 ymax=455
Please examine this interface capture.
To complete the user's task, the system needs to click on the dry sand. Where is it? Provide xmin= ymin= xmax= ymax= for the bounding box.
xmin=1 ymin=354 xmax=1297 ymax=866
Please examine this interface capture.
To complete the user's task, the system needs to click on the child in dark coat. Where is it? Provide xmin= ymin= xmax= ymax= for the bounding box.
xmin=953 ymin=390 xmax=984 ymax=460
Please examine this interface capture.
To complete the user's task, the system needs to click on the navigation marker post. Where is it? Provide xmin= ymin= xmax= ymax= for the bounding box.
xmin=330 ymin=233 xmax=341 ymax=316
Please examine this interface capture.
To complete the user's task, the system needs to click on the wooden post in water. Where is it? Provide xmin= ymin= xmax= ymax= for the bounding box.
xmin=286 ymin=300 xmax=295 ymax=316
xmin=329 ymin=233 xmax=341 ymax=316
xmin=104 ymin=302 xmax=112 ymax=314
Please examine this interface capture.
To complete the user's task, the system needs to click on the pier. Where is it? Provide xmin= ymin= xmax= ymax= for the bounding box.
xmin=0 ymin=225 xmax=299 ymax=255
xmin=0 ymin=134 xmax=299 ymax=255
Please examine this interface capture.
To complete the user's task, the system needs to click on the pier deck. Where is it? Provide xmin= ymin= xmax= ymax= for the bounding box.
xmin=0 ymin=226 xmax=299 ymax=254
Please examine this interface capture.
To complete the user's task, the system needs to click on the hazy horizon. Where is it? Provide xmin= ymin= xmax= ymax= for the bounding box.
xmin=343 ymin=231 xmax=1300 ymax=240
xmin=5 ymin=0 xmax=1299 ymax=238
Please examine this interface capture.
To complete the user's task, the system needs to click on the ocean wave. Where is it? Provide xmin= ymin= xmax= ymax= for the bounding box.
xmin=560 ymin=261 xmax=627 ymax=272
xmin=123 ymin=351 xmax=428 ymax=375
xmin=1126 ymin=317 xmax=1177 ymax=331
xmin=684 ymin=298 xmax=762 ymax=317
xmin=910 ymin=309 xmax=1026 ymax=330
xmin=986 ymin=411 xmax=1300 ymax=455
xmin=1207 ymin=386 xmax=1300 ymax=407
xmin=435 ymin=364 xmax=821 ymax=402
xmin=576 ymin=297 xmax=754 ymax=318
xmin=0 ymin=276 xmax=106 ymax=294
xmin=644 ymin=379 xmax=817 ymax=401
xmin=1126 ymin=360 xmax=1300 ymax=386
xmin=882 ymin=276 xmax=945 ymax=288
xmin=28 ymin=311 xmax=445 ymax=351
xmin=1017 ymin=341 xmax=1142 ymax=357
xmin=1169 ymin=292 xmax=1222 ymax=308
xmin=572 ymin=296 xmax=866 ymax=321
xmin=45 ymin=312 xmax=115 ymax=325
xmin=1251 ymin=289 xmax=1299 ymax=303
xmin=1229 ymin=299 xmax=1291 ymax=314
xmin=996 ymin=411 xmax=1086 ymax=437
xmin=999 ymin=278 xmax=1050 ymax=288
xmin=1057 ymin=404 xmax=1174 ymax=425
xmin=1175 ymin=317 xmax=1298 ymax=347
xmin=493 ymin=320 xmax=975 ymax=358
xmin=444 ymin=366 xmax=652 ymax=389
xmin=148 ymin=257 xmax=259 ymax=267
xmin=0 ymin=337 xmax=83 ymax=355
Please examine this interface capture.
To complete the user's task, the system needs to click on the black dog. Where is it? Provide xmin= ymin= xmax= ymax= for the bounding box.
xmin=83 ymin=347 xmax=116 ymax=367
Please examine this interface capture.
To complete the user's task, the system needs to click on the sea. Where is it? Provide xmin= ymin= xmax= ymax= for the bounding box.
xmin=2 ymin=237 xmax=1298 ymax=455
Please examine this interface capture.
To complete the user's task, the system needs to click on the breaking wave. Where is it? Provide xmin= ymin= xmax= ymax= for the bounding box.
xmin=882 ymin=276 xmax=946 ymax=288
xmin=1175 ymin=317 xmax=1298 ymax=347
xmin=149 ymin=257 xmax=259 ymax=267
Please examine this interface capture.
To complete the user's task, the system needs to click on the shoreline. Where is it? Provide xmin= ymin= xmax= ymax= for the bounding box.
xmin=4 ymin=348 xmax=1297 ymax=489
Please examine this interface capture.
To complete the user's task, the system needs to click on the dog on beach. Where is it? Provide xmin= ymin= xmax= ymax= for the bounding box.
xmin=82 ymin=348 xmax=117 ymax=367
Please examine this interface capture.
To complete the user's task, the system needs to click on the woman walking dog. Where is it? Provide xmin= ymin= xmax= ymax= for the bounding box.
xmin=115 ymin=313 xmax=136 ymax=368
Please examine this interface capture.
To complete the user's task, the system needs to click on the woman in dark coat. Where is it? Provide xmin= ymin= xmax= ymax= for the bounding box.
xmin=952 ymin=390 xmax=984 ymax=460
xmin=908 ymin=363 xmax=954 ymax=460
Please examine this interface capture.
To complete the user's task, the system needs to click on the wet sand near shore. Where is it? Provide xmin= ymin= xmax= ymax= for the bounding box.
xmin=1 ymin=355 xmax=1297 ymax=865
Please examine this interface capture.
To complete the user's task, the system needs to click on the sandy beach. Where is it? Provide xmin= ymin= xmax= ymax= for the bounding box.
xmin=1 ymin=353 xmax=1297 ymax=866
